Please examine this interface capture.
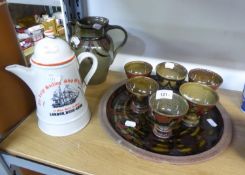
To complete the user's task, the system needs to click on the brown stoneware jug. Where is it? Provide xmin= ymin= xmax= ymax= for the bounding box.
xmin=70 ymin=16 xmax=128 ymax=85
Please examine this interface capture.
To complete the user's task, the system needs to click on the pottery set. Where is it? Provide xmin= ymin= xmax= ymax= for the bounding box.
xmin=99 ymin=67 xmax=230 ymax=161
xmin=4 ymin=14 xmax=224 ymax=144
xmin=123 ymin=60 xmax=223 ymax=139
xmin=70 ymin=16 xmax=127 ymax=85
xmin=4 ymin=12 xmax=231 ymax=162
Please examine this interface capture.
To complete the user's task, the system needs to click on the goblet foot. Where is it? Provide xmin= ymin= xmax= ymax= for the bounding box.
xmin=182 ymin=113 xmax=200 ymax=127
xmin=153 ymin=124 xmax=172 ymax=139
xmin=130 ymin=100 xmax=148 ymax=114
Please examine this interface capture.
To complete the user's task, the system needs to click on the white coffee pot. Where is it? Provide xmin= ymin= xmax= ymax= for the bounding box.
xmin=5 ymin=36 xmax=98 ymax=136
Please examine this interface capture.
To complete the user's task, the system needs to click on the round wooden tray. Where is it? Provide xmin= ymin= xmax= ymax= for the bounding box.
xmin=99 ymin=81 xmax=232 ymax=164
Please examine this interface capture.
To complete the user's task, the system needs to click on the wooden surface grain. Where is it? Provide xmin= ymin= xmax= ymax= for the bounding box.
xmin=1 ymin=71 xmax=245 ymax=175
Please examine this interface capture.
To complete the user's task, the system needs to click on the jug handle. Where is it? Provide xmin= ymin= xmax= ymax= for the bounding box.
xmin=77 ymin=52 xmax=98 ymax=92
xmin=105 ymin=25 xmax=128 ymax=60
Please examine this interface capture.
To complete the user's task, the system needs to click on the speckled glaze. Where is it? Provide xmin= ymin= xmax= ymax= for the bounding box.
xmin=179 ymin=82 xmax=219 ymax=127
xmin=124 ymin=61 xmax=153 ymax=78
xmin=156 ymin=62 xmax=187 ymax=90
xmin=188 ymin=68 xmax=223 ymax=90
xmin=126 ymin=76 xmax=159 ymax=113
xmin=149 ymin=92 xmax=189 ymax=138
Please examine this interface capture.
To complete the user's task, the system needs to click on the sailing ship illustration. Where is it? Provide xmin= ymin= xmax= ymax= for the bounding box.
xmin=51 ymin=85 xmax=79 ymax=108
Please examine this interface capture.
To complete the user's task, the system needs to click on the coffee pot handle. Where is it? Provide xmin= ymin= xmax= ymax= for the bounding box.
xmin=77 ymin=52 xmax=98 ymax=92
xmin=105 ymin=25 xmax=128 ymax=58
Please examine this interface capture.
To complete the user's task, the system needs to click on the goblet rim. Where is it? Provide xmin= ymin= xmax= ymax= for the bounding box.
xmin=126 ymin=76 xmax=159 ymax=97
xmin=179 ymin=82 xmax=219 ymax=106
xmin=149 ymin=92 xmax=189 ymax=118
xmin=188 ymin=68 xmax=223 ymax=88
xmin=124 ymin=61 xmax=153 ymax=74
xmin=156 ymin=62 xmax=187 ymax=81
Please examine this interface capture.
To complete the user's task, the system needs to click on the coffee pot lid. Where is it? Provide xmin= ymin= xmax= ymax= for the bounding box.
xmin=31 ymin=36 xmax=75 ymax=66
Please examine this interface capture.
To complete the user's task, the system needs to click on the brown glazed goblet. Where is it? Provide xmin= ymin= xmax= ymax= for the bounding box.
xmin=179 ymin=82 xmax=219 ymax=127
xmin=149 ymin=92 xmax=189 ymax=139
xmin=156 ymin=62 xmax=187 ymax=90
xmin=126 ymin=76 xmax=159 ymax=113
xmin=188 ymin=68 xmax=223 ymax=90
xmin=124 ymin=61 xmax=153 ymax=78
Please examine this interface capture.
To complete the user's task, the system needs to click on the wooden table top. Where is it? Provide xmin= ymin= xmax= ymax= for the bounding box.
xmin=1 ymin=71 xmax=245 ymax=175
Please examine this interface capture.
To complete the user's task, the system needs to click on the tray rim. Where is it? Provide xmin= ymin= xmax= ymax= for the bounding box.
xmin=99 ymin=80 xmax=233 ymax=164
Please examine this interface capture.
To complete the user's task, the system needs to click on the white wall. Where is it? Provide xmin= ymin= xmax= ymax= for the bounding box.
xmin=87 ymin=0 xmax=245 ymax=91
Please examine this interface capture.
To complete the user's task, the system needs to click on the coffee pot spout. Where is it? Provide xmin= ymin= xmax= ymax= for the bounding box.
xmin=5 ymin=65 xmax=36 ymax=94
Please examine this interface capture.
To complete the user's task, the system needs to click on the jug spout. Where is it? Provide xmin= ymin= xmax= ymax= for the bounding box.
xmin=5 ymin=64 xmax=35 ymax=94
